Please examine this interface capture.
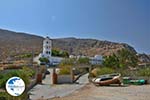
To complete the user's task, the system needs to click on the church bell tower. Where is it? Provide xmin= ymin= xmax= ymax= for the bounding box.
xmin=43 ymin=36 xmax=52 ymax=58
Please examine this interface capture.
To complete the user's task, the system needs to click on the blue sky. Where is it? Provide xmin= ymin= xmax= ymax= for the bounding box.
xmin=0 ymin=0 xmax=149 ymax=53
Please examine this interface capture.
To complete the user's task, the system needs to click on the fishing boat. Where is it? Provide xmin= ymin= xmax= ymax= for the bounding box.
xmin=92 ymin=73 xmax=121 ymax=86
xmin=123 ymin=77 xmax=146 ymax=85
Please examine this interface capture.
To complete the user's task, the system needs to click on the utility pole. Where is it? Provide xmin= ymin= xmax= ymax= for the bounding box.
xmin=31 ymin=49 xmax=34 ymax=67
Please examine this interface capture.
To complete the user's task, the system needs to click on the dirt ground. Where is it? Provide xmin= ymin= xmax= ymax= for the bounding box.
xmin=50 ymin=83 xmax=150 ymax=100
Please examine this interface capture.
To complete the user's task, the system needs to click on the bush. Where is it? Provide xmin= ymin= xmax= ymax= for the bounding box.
xmin=39 ymin=57 xmax=49 ymax=63
xmin=0 ymin=72 xmax=17 ymax=88
xmin=22 ymin=66 xmax=36 ymax=77
xmin=103 ymin=54 xmax=119 ymax=68
xmin=0 ymin=67 xmax=35 ymax=88
xmin=3 ymin=70 xmax=30 ymax=87
xmin=138 ymin=68 xmax=150 ymax=77
xmin=77 ymin=57 xmax=90 ymax=65
xmin=58 ymin=58 xmax=75 ymax=75
xmin=52 ymin=49 xmax=69 ymax=57
xmin=59 ymin=65 xmax=71 ymax=75
xmin=0 ymin=92 xmax=28 ymax=100
xmin=103 ymin=49 xmax=138 ymax=68
xmin=95 ymin=67 xmax=115 ymax=77
xmin=16 ymin=53 xmax=32 ymax=58
xmin=59 ymin=58 xmax=74 ymax=66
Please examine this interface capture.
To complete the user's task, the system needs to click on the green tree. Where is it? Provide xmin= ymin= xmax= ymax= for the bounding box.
xmin=39 ymin=57 xmax=49 ymax=63
xmin=77 ymin=57 xmax=90 ymax=65
xmin=117 ymin=49 xmax=138 ymax=68
xmin=103 ymin=49 xmax=138 ymax=68
xmin=52 ymin=49 xmax=60 ymax=56
xmin=52 ymin=49 xmax=69 ymax=57
xmin=103 ymin=54 xmax=119 ymax=68
xmin=59 ymin=51 xmax=69 ymax=58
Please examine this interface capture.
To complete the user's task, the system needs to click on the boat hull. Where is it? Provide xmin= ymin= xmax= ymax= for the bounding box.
xmin=93 ymin=73 xmax=121 ymax=86
xmin=95 ymin=77 xmax=121 ymax=86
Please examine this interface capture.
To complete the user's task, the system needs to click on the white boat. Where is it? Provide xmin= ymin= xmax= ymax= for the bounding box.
xmin=92 ymin=73 xmax=121 ymax=86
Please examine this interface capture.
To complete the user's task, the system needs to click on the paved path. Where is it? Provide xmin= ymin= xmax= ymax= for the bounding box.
xmin=29 ymin=73 xmax=89 ymax=100
xmin=42 ymin=75 xmax=51 ymax=85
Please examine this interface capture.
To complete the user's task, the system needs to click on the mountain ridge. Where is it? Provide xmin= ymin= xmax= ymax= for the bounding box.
xmin=0 ymin=28 xmax=141 ymax=61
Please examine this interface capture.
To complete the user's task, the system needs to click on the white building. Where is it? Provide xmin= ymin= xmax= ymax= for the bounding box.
xmin=89 ymin=55 xmax=103 ymax=65
xmin=38 ymin=36 xmax=63 ymax=66
xmin=69 ymin=54 xmax=103 ymax=65
xmin=90 ymin=55 xmax=103 ymax=65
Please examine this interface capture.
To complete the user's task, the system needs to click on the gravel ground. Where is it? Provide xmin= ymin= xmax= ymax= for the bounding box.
xmin=51 ymin=83 xmax=150 ymax=100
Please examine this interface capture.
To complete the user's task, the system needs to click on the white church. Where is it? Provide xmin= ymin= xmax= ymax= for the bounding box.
xmin=35 ymin=36 xmax=103 ymax=66
xmin=37 ymin=36 xmax=63 ymax=66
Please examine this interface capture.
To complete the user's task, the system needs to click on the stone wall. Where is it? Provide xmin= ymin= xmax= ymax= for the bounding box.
xmin=57 ymin=75 xmax=73 ymax=84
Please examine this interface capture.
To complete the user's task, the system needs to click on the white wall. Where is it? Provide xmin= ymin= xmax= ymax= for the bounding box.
xmin=57 ymin=75 xmax=73 ymax=84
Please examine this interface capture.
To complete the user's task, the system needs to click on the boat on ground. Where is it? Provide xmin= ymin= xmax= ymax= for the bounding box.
xmin=92 ymin=73 xmax=121 ymax=86
xmin=123 ymin=77 xmax=146 ymax=85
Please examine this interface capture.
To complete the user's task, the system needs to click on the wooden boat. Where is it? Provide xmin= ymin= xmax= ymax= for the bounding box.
xmin=92 ymin=73 xmax=121 ymax=86
xmin=123 ymin=77 xmax=146 ymax=85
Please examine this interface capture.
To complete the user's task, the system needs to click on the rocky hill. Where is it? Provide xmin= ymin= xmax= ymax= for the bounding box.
xmin=0 ymin=29 xmax=43 ymax=60
xmin=0 ymin=28 xmax=139 ymax=61
xmin=138 ymin=54 xmax=150 ymax=63
xmin=52 ymin=38 xmax=136 ymax=56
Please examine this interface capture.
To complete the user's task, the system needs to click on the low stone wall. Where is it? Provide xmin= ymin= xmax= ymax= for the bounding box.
xmin=26 ymin=72 xmax=46 ymax=91
xmin=26 ymin=79 xmax=37 ymax=92
xmin=57 ymin=75 xmax=73 ymax=84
